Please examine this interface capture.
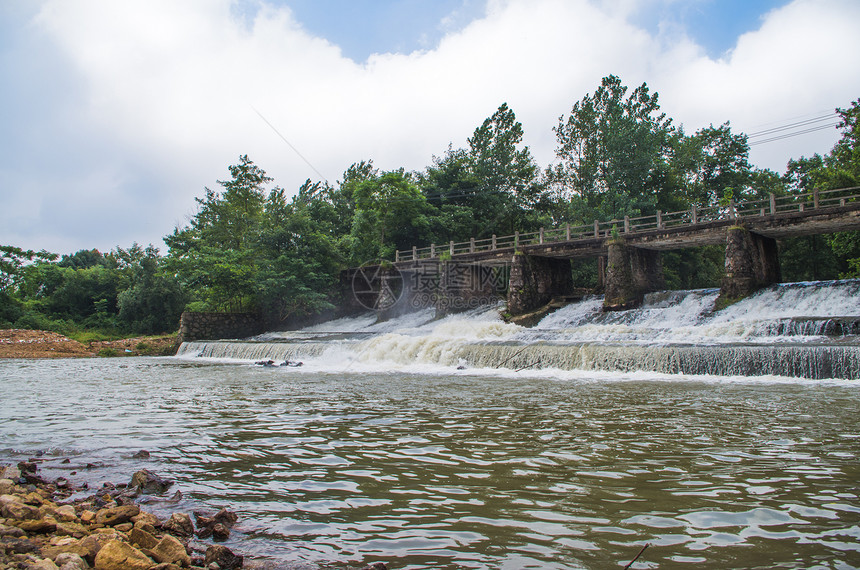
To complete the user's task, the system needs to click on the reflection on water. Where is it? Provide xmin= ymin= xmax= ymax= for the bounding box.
xmin=1 ymin=358 xmax=859 ymax=569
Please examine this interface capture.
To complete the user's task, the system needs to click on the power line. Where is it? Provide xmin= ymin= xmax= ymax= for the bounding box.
xmin=748 ymin=122 xmax=840 ymax=146
xmin=745 ymin=110 xmax=841 ymax=147
xmin=747 ymin=113 xmax=837 ymax=138
xmin=251 ymin=106 xmax=329 ymax=184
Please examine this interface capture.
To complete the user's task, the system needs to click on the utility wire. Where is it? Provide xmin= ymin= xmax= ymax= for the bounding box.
xmin=746 ymin=110 xmax=842 ymax=146
xmin=252 ymin=106 xmax=329 ymax=184
xmin=747 ymin=113 xmax=837 ymax=138
xmin=748 ymin=122 xmax=840 ymax=146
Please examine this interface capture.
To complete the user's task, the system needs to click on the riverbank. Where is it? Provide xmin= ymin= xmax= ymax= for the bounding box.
xmin=0 ymin=461 xmax=388 ymax=570
xmin=0 ymin=330 xmax=179 ymax=359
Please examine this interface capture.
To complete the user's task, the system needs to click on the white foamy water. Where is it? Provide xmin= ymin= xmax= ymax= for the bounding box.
xmin=177 ymin=280 xmax=860 ymax=379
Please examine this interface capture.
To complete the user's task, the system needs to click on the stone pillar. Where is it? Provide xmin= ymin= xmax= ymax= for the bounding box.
xmin=603 ymin=239 xmax=664 ymax=311
xmin=507 ymin=254 xmax=574 ymax=316
xmin=719 ymin=226 xmax=781 ymax=303
xmin=435 ymin=262 xmax=505 ymax=316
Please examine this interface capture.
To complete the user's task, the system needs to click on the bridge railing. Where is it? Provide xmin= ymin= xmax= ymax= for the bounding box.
xmin=394 ymin=186 xmax=860 ymax=263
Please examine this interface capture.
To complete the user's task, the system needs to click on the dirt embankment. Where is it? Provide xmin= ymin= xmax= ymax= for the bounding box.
xmin=0 ymin=330 xmax=179 ymax=359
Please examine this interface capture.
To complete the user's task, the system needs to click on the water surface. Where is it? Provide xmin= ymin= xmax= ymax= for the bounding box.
xmin=1 ymin=357 xmax=858 ymax=569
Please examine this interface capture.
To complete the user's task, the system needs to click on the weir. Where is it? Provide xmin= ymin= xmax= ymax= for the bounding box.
xmin=176 ymin=280 xmax=860 ymax=380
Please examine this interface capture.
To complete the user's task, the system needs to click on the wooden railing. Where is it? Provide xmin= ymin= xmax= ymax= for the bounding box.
xmin=394 ymin=187 xmax=860 ymax=263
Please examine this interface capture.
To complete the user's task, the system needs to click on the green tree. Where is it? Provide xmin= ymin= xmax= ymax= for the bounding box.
xmin=165 ymin=155 xmax=272 ymax=312
xmin=467 ymin=102 xmax=542 ymax=233
xmin=116 ymin=244 xmax=187 ymax=333
xmin=254 ymin=184 xmax=341 ymax=324
xmin=783 ymin=100 xmax=860 ymax=276
xmin=350 ymin=170 xmax=433 ymax=262
xmin=674 ymin=123 xmax=755 ymax=206
xmin=551 ymin=75 xmax=674 ymax=221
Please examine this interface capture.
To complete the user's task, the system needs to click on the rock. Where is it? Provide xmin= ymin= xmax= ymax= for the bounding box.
xmin=55 ymin=552 xmax=89 ymax=570
xmin=194 ymin=509 xmax=237 ymax=540
xmin=131 ymin=450 xmax=150 ymax=459
xmin=93 ymin=539 xmax=153 ymax=570
xmin=152 ymin=564 xmax=183 ymax=570
xmin=359 ymin=564 xmax=388 ymax=570
xmin=129 ymin=470 xmax=173 ymax=495
xmin=131 ymin=512 xmax=160 ymax=534
xmin=0 ymin=522 xmax=26 ymax=537
xmin=0 ymin=535 xmax=41 ymax=554
xmin=1 ymin=494 xmax=41 ymax=520
xmin=129 ymin=526 xmax=159 ymax=550
xmin=69 ymin=533 xmax=116 ymax=563
xmin=204 ymin=545 xmax=243 ymax=570
xmin=28 ymin=558 xmax=60 ymax=570
xmin=162 ymin=513 xmax=194 ymax=538
xmin=17 ymin=516 xmax=58 ymax=533
xmin=0 ymin=465 xmax=14 ymax=478
xmin=53 ymin=521 xmax=88 ymax=538
xmin=150 ymin=534 xmax=191 ymax=567
xmin=94 ymin=504 xmax=140 ymax=526
xmin=0 ymin=478 xmax=14 ymax=494
xmin=24 ymin=491 xmax=46 ymax=505
xmin=54 ymin=505 xmax=78 ymax=522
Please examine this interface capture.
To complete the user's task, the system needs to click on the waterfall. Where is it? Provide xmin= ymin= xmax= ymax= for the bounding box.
xmin=175 ymin=280 xmax=860 ymax=380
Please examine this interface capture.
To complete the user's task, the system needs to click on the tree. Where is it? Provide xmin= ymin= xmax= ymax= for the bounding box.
xmin=350 ymin=170 xmax=433 ymax=262
xmin=783 ymin=100 xmax=860 ymax=276
xmin=116 ymin=244 xmax=187 ymax=333
xmin=467 ymin=103 xmax=541 ymax=233
xmin=551 ymin=75 xmax=674 ymax=222
xmin=254 ymin=185 xmax=341 ymax=323
xmin=674 ymin=123 xmax=755 ymax=206
xmin=165 ymin=155 xmax=273 ymax=312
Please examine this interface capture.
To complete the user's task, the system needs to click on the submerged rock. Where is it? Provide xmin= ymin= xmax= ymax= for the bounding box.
xmin=129 ymin=469 xmax=174 ymax=495
xmin=162 ymin=512 xmax=195 ymax=538
xmin=195 ymin=509 xmax=238 ymax=541
xmin=204 ymin=544 xmax=243 ymax=569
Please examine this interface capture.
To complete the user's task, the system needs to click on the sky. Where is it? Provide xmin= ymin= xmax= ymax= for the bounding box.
xmin=1 ymin=0 xmax=859 ymax=255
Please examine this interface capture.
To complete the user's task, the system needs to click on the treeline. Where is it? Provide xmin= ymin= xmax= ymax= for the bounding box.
xmin=2 ymin=75 xmax=859 ymax=336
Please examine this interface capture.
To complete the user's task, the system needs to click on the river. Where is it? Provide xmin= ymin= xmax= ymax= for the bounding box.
xmin=2 ymin=281 xmax=859 ymax=569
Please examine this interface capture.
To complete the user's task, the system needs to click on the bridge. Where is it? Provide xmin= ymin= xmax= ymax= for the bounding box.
xmin=349 ymin=187 xmax=860 ymax=318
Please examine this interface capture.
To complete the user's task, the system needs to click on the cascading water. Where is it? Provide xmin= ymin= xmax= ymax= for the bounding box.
xmin=175 ymin=280 xmax=860 ymax=379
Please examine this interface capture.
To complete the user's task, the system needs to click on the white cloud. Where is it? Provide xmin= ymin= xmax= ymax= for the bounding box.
xmin=2 ymin=0 xmax=859 ymax=253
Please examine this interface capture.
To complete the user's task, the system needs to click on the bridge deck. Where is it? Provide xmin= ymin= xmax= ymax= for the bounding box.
xmin=393 ymin=187 xmax=860 ymax=267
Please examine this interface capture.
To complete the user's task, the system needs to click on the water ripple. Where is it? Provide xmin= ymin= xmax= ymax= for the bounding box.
xmin=1 ymin=359 xmax=859 ymax=569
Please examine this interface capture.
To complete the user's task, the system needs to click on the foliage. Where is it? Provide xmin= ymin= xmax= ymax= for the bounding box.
xmin=550 ymin=75 xmax=674 ymax=221
xmin=662 ymin=247 xmax=725 ymax=290
xmin=784 ymin=100 xmax=860 ymax=276
xmin=116 ymin=244 xmax=187 ymax=334
xmin=166 ymin=155 xmax=343 ymax=325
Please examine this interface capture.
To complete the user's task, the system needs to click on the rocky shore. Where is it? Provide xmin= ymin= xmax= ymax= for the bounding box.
xmin=0 ymin=462 xmax=387 ymax=570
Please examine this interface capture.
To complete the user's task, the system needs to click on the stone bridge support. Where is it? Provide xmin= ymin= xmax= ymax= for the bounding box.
xmin=603 ymin=239 xmax=665 ymax=311
xmin=719 ymin=226 xmax=781 ymax=303
xmin=507 ymin=254 xmax=574 ymax=316
xmin=433 ymin=262 xmax=506 ymax=316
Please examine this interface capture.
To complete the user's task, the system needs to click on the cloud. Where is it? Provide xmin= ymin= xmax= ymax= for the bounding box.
xmin=1 ymin=0 xmax=859 ymax=253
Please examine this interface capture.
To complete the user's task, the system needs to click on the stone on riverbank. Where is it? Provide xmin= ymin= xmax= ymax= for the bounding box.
xmin=94 ymin=539 xmax=154 ymax=570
